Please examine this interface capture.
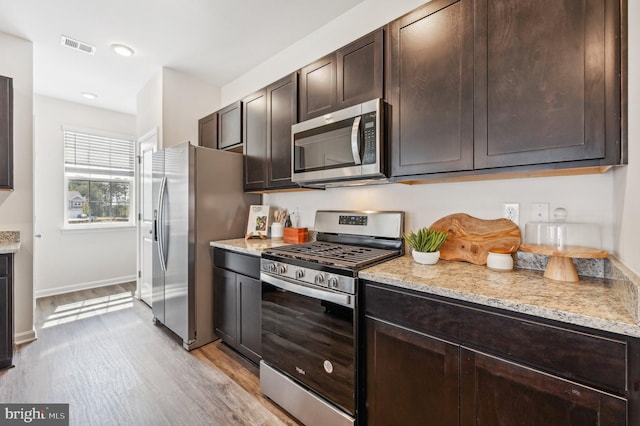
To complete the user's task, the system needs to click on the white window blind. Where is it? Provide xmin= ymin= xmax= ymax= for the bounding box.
xmin=64 ymin=129 xmax=134 ymax=177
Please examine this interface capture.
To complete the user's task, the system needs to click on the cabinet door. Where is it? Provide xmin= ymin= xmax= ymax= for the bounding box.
xmin=336 ymin=28 xmax=383 ymax=109
xmin=243 ymin=90 xmax=267 ymax=191
xmin=460 ymin=348 xmax=627 ymax=426
xmin=198 ymin=112 xmax=217 ymax=149
xmin=0 ymin=254 xmax=12 ymax=369
xmin=237 ymin=275 xmax=261 ymax=364
xmin=213 ymin=267 xmax=237 ymax=346
xmin=388 ymin=0 xmax=474 ymax=178
xmin=0 ymin=276 xmax=9 ymax=369
xmin=0 ymin=76 xmax=13 ymax=190
xmin=266 ymin=73 xmax=298 ymax=189
xmin=366 ymin=318 xmax=459 ymax=426
xmin=217 ymin=101 xmax=242 ymax=150
xmin=474 ymin=0 xmax=619 ymax=169
xmin=299 ymin=53 xmax=337 ymax=121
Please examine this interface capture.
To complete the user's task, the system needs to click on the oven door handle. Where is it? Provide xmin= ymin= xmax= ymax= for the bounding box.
xmin=261 ymin=273 xmax=354 ymax=308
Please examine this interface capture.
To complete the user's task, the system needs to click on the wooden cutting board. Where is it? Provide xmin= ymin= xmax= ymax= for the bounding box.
xmin=429 ymin=213 xmax=521 ymax=265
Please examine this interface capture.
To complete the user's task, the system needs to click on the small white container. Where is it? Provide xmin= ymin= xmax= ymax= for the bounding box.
xmin=486 ymin=252 xmax=513 ymax=271
xmin=412 ymin=250 xmax=440 ymax=265
xmin=271 ymin=223 xmax=284 ymax=239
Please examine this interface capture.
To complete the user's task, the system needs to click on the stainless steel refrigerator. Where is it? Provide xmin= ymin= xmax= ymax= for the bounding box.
xmin=152 ymin=142 xmax=259 ymax=350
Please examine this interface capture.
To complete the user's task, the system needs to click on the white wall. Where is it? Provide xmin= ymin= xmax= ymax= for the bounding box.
xmin=33 ymin=95 xmax=137 ymax=297
xmin=223 ymin=0 xmax=633 ymax=267
xmin=0 ymin=32 xmax=34 ymax=343
xmin=162 ymin=68 xmax=220 ymax=148
xmin=266 ymin=174 xmax=615 ymax=251
xmin=221 ymin=0 xmax=426 ymax=105
xmin=613 ymin=2 xmax=640 ymax=275
xmin=137 ymin=68 xmax=220 ymax=147
xmin=136 ymin=70 xmax=163 ymax=144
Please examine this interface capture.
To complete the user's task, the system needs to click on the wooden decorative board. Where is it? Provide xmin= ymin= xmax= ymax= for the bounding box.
xmin=429 ymin=213 xmax=521 ymax=265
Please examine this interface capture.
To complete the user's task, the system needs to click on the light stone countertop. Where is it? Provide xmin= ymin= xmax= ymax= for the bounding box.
xmin=0 ymin=230 xmax=20 ymax=254
xmin=360 ymin=255 xmax=640 ymax=338
xmin=210 ymin=237 xmax=640 ymax=338
xmin=210 ymin=238 xmax=290 ymax=257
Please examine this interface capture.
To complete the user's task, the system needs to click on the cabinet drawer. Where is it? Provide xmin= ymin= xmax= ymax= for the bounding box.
xmin=365 ymin=283 xmax=628 ymax=393
xmin=0 ymin=255 xmax=8 ymax=276
xmin=212 ymin=248 xmax=260 ymax=280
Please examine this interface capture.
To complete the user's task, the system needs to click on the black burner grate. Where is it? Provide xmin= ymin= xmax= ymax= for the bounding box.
xmin=266 ymin=241 xmax=399 ymax=269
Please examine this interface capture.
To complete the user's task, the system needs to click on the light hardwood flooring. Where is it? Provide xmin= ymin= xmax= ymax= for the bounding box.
xmin=0 ymin=283 xmax=298 ymax=426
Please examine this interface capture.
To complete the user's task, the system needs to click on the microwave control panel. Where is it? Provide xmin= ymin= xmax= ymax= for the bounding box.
xmin=362 ymin=112 xmax=377 ymax=165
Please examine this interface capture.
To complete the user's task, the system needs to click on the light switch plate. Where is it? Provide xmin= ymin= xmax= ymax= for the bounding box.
xmin=531 ymin=203 xmax=550 ymax=222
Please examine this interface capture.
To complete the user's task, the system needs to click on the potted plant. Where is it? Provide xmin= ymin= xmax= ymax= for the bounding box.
xmin=404 ymin=227 xmax=449 ymax=265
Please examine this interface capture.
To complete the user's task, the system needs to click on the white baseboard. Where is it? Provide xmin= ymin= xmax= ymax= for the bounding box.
xmin=15 ymin=328 xmax=37 ymax=345
xmin=35 ymin=275 xmax=137 ymax=299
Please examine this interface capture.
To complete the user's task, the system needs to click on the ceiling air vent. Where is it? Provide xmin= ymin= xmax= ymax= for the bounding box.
xmin=60 ymin=35 xmax=96 ymax=55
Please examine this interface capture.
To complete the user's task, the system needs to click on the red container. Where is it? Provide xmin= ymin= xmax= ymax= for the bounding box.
xmin=283 ymin=227 xmax=308 ymax=244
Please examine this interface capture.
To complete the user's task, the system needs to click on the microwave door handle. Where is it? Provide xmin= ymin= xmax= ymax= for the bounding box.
xmin=350 ymin=116 xmax=362 ymax=165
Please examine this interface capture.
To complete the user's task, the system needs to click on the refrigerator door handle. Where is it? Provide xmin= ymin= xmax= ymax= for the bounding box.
xmin=157 ymin=176 xmax=168 ymax=272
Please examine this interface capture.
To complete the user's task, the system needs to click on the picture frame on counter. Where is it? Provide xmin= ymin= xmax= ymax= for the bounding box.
xmin=246 ymin=205 xmax=271 ymax=239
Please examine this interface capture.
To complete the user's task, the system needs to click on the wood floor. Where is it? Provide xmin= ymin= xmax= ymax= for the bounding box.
xmin=0 ymin=283 xmax=298 ymax=426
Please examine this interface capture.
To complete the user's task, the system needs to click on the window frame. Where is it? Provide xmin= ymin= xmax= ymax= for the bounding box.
xmin=62 ymin=126 xmax=136 ymax=230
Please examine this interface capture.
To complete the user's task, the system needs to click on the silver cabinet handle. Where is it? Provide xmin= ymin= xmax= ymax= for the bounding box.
xmin=350 ymin=116 xmax=362 ymax=166
xmin=34 ymin=234 xmax=42 ymax=238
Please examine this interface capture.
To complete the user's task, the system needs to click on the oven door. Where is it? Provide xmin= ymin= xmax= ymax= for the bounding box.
xmin=261 ymin=272 xmax=356 ymax=415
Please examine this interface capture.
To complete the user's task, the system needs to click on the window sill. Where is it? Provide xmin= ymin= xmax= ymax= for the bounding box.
xmin=61 ymin=224 xmax=136 ymax=233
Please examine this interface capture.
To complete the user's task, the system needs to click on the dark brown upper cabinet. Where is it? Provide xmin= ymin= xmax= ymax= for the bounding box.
xmin=266 ymin=73 xmax=298 ymax=189
xmin=217 ymin=101 xmax=242 ymax=150
xmin=336 ymin=28 xmax=384 ymax=109
xmin=299 ymin=29 xmax=384 ymax=122
xmin=197 ymin=111 xmax=217 ymax=149
xmin=243 ymin=73 xmax=299 ymax=192
xmin=299 ymin=54 xmax=336 ymax=122
xmin=473 ymin=0 xmax=621 ymax=169
xmin=243 ymin=90 xmax=267 ymax=190
xmin=387 ymin=0 xmax=622 ymax=181
xmin=0 ymin=76 xmax=13 ymax=190
xmin=387 ymin=0 xmax=475 ymax=178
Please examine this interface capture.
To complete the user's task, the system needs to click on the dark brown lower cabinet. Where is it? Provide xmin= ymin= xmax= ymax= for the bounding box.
xmin=0 ymin=254 xmax=13 ymax=370
xmin=364 ymin=281 xmax=638 ymax=425
xmin=460 ymin=349 xmax=627 ymax=426
xmin=366 ymin=318 xmax=459 ymax=426
xmin=212 ymin=249 xmax=261 ymax=364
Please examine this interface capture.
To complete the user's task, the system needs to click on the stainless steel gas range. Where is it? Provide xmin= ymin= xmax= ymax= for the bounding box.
xmin=260 ymin=210 xmax=405 ymax=426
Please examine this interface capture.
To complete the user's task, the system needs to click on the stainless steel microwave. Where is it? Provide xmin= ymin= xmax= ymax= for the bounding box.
xmin=291 ymin=98 xmax=387 ymax=187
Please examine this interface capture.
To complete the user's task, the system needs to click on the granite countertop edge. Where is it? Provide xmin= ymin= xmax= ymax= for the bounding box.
xmin=360 ymin=270 xmax=640 ymax=339
xmin=0 ymin=230 xmax=21 ymax=254
xmin=210 ymin=238 xmax=290 ymax=256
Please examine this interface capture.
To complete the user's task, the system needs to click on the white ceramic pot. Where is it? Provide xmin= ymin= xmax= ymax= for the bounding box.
xmin=486 ymin=251 xmax=514 ymax=271
xmin=412 ymin=250 xmax=440 ymax=265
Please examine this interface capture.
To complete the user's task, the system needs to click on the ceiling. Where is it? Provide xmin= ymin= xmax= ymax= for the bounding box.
xmin=0 ymin=0 xmax=364 ymax=114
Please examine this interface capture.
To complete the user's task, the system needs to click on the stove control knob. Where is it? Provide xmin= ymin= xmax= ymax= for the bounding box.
xmin=328 ymin=277 xmax=339 ymax=289
xmin=268 ymin=263 xmax=277 ymax=273
xmin=314 ymin=274 xmax=325 ymax=285
xmin=278 ymin=265 xmax=287 ymax=274
xmin=295 ymin=269 xmax=305 ymax=279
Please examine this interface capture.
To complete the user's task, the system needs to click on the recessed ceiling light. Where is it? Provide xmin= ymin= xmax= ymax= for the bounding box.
xmin=82 ymin=92 xmax=98 ymax=100
xmin=112 ymin=44 xmax=135 ymax=57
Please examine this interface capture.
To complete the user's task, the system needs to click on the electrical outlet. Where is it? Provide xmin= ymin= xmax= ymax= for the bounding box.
xmin=531 ymin=202 xmax=550 ymax=222
xmin=503 ymin=203 xmax=520 ymax=225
